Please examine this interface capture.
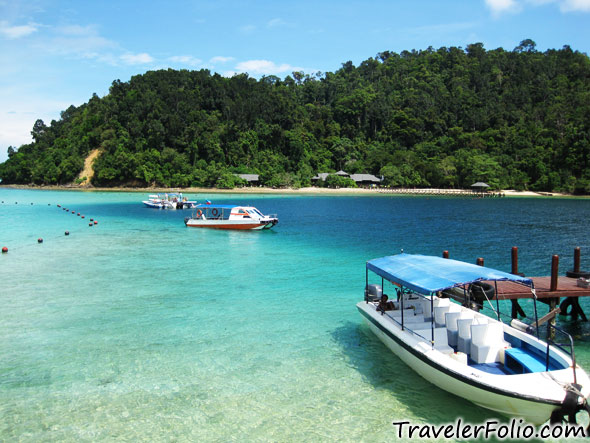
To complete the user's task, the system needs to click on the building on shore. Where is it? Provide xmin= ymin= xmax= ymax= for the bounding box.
xmin=235 ymin=174 xmax=260 ymax=186
xmin=311 ymin=171 xmax=382 ymax=187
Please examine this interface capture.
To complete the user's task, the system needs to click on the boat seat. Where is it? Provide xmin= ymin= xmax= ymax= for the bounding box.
xmin=422 ymin=296 xmax=450 ymax=321
xmin=457 ymin=318 xmax=471 ymax=354
xmin=434 ymin=306 xmax=450 ymax=328
xmin=434 ymin=304 xmax=460 ymax=328
xmin=413 ymin=328 xmax=454 ymax=354
xmin=447 ymin=311 xmax=474 ymax=348
xmin=457 ymin=316 xmax=486 ymax=354
xmin=445 ymin=312 xmax=461 ymax=347
xmin=470 ymin=322 xmax=510 ymax=364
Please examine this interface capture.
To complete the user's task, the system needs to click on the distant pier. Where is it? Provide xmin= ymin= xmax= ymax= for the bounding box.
xmin=377 ymin=188 xmax=504 ymax=197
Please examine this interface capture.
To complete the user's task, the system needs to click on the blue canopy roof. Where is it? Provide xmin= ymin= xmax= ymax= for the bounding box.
xmin=195 ymin=204 xmax=243 ymax=209
xmin=367 ymin=253 xmax=533 ymax=295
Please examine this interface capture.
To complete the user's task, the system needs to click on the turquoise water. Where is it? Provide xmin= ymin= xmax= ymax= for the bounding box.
xmin=2 ymin=189 xmax=590 ymax=441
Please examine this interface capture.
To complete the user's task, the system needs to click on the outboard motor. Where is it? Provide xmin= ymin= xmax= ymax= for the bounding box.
xmin=366 ymin=284 xmax=382 ymax=302
xmin=550 ymin=383 xmax=590 ymax=433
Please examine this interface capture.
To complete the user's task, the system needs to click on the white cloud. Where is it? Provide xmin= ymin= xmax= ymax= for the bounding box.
xmin=267 ymin=18 xmax=286 ymax=28
xmin=210 ymin=56 xmax=234 ymax=64
xmin=38 ymin=24 xmax=118 ymax=61
xmin=120 ymin=52 xmax=154 ymax=65
xmin=485 ymin=0 xmax=521 ymax=15
xmin=0 ymin=21 xmax=38 ymax=39
xmin=234 ymin=59 xmax=301 ymax=75
xmin=169 ymin=55 xmax=202 ymax=67
xmin=487 ymin=0 xmax=590 ymax=15
xmin=239 ymin=24 xmax=256 ymax=33
xmin=559 ymin=0 xmax=590 ymax=11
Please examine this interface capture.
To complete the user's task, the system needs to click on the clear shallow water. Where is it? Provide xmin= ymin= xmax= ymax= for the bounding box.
xmin=2 ymin=189 xmax=590 ymax=441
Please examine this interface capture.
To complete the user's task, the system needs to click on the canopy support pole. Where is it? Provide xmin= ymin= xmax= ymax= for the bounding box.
xmin=532 ymin=285 xmax=540 ymax=339
xmin=400 ymin=285 xmax=405 ymax=331
xmin=430 ymin=294 xmax=434 ymax=348
xmin=494 ymin=281 xmax=501 ymax=321
xmin=365 ymin=266 xmax=368 ymax=303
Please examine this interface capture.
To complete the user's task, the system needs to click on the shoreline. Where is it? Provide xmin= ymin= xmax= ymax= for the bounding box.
xmin=0 ymin=184 xmax=577 ymax=197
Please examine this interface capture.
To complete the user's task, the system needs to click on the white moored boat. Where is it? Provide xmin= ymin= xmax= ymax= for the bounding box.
xmin=358 ymin=253 xmax=590 ymax=425
xmin=142 ymin=193 xmax=197 ymax=209
xmin=184 ymin=204 xmax=278 ymax=230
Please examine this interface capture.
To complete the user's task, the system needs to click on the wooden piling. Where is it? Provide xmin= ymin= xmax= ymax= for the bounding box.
xmin=511 ymin=246 xmax=519 ymax=275
xmin=550 ymin=255 xmax=559 ymax=292
xmin=574 ymin=247 xmax=581 ymax=274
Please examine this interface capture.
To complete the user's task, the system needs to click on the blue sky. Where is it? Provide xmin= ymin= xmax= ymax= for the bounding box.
xmin=1 ymin=0 xmax=589 ymax=162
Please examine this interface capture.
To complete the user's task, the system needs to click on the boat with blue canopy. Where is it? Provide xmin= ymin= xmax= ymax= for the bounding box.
xmin=358 ymin=253 xmax=590 ymax=425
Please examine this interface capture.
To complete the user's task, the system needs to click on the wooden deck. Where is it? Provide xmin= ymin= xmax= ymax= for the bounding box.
xmin=494 ymin=276 xmax=590 ymax=300
xmin=491 ymin=276 xmax=589 ymax=321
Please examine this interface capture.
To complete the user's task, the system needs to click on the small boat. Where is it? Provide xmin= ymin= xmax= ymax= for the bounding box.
xmin=142 ymin=193 xmax=197 ymax=209
xmin=358 ymin=253 xmax=590 ymax=425
xmin=184 ymin=204 xmax=278 ymax=230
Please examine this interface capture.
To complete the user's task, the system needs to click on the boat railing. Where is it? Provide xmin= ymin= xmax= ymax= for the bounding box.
xmin=476 ymin=299 xmax=515 ymax=324
xmin=397 ymin=289 xmax=438 ymax=347
xmin=382 ymin=313 xmax=435 ymax=344
xmin=547 ymin=323 xmax=577 ymax=383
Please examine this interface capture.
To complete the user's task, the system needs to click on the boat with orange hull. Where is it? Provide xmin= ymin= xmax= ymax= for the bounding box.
xmin=184 ymin=204 xmax=278 ymax=230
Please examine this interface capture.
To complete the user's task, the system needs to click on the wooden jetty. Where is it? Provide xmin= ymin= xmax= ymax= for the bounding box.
xmin=445 ymin=247 xmax=590 ymax=322
xmin=377 ymin=187 xmax=505 ymax=197
xmin=495 ymin=276 xmax=588 ymax=321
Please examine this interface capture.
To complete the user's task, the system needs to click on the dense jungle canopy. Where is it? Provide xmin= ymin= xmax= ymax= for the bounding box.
xmin=1 ymin=40 xmax=589 ymax=192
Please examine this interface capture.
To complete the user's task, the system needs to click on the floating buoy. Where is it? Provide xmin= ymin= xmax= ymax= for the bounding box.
xmin=1 ymin=246 xmax=7 ymax=253
xmin=89 ymin=222 xmax=93 ymax=226
xmin=94 ymin=220 xmax=98 ymax=225
xmin=65 ymin=231 xmax=70 ymax=236
xmin=90 ymin=218 xmax=94 ymax=221
xmin=37 ymin=238 xmax=43 ymax=243
xmin=81 ymin=215 xmax=85 ymax=219
xmin=57 ymin=204 xmax=61 ymax=208
xmin=77 ymin=213 xmax=80 ymax=216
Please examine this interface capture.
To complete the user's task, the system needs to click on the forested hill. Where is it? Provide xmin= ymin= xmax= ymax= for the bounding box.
xmin=1 ymin=40 xmax=590 ymax=192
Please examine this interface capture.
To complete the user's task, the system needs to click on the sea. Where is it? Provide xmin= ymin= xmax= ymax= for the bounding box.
xmin=2 ymin=188 xmax=590 ymax=442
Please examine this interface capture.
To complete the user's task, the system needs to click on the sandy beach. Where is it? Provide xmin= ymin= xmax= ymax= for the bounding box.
xmin=0 ymin=184 xmax=575 ymax=197
xmin=0 ymin=184 xmax=576 ymax=197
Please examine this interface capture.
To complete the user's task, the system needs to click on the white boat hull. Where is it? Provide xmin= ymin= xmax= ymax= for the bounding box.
xmin=185 ymin=218 xmax=277 ymax=230
xmin=185 ymin=205 xmax=278 ymax=230
xmin=358 ymin=302 xmax=590 ymax=425
xmin=143 ymin=200 xmax=196 ymax=209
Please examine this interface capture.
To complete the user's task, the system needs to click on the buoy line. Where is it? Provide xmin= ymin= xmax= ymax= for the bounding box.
xmin=1 ymin=201 xmax=100 ymax=255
